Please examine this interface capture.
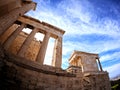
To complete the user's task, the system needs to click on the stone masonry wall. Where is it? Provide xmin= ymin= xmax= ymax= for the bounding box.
xmin=0 ymin=50 xmax=84 ymax=90
xmin=83 ymin=73 xmax=111 ymax=90
xmin=0 ymin=47 xmax=111 ymax=90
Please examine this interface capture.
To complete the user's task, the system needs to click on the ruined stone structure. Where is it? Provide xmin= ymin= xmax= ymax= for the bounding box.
xmin=68 ymin=51 xmax=103 ymax=72
xmin=0 ymin=0 xmax=111 ymax=90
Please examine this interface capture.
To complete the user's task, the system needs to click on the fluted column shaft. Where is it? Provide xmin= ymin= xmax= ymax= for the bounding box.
xmin=3 ymin=23 xmax=26 ymax=50
xmin=17 ymin=28 xmax=38 ymax=57
xmin=52 ymin=36 xmax=62 ymax=68
xmin=0 ymin=24 xmax=17 ymax=44
xmin=36 ymin=32 xmax=50 ymax=64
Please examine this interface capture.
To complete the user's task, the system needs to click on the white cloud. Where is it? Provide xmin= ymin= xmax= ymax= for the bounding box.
xmin=29 ymin=0 xmax=120 ymax=38
xmin=104 ymin=63 xmax=120 ymax=78
xmin=100 ymin=52 xmax=120 ymax=62
xmin=63 ymin=39 xmax=120 ymax=55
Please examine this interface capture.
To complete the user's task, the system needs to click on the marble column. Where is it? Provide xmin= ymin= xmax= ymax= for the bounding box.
xmin=0 ymin=2 xmax=36 ymax=36
xmin=52 ymin=36 xmax=62 ymax=68
xmin=17 ymin=28 xmax=38 ymax=57
xmin=36 ymin=32 xmax=50 ymax=64
xmin=97 ymin=58 xmax=103 ymax=71
xmin=3 ymin=23 xmax=26 ymax=50
xmin=0 ymin=24 xmax=17 ymax=44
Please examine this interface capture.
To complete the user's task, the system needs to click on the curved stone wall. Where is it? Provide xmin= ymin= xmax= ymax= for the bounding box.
xmin=0 ymin=47 xmax=111 ymax=90
xmin=1 ymin=50 xmax=84 ymax=90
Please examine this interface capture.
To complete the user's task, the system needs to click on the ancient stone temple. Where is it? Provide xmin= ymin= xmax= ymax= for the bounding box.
xmin=0 ymin=0 xmax=111 ymax=90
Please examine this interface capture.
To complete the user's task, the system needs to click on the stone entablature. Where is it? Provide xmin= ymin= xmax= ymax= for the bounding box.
xmin=17 ymin=15 xmax=65 ymax=38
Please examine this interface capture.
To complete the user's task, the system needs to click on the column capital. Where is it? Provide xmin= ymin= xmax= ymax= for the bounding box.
xmin=33 ymin=28 xmax=39 ymax=32
xmin=96 ymin=57 xmax=100 ymax=59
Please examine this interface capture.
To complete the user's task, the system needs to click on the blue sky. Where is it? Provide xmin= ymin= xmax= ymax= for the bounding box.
xmin=26 ymin=0 xmax=120 ymax=79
